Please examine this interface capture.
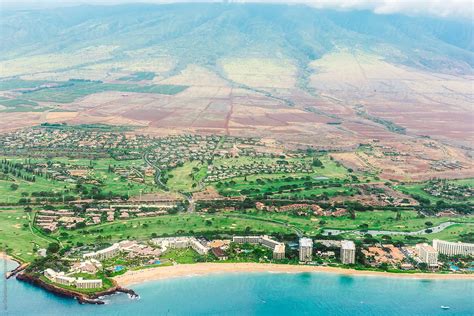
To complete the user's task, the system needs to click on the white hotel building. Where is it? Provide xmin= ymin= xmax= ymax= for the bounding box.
xmin=233 ymin=235 xmax=286 ymax=259
xmin=152 ymin=237 xmax=210 ymax=255
xmin=44 ymin=269 xmax=102 ymax=289
xmin=44 ymin=269 xmax=75 ymax=286
xmin=75 ymin=277 xmax=103 ymax=289
xmin=340 ymin=240 xmax=356 ymax=264
xmin=416 ymin=243 xmax=438 ymax=267
xmin=433 ymin=239 xmax=474 ymax=256
xmin=299 ymin=237 xmax=313 ymax=262
xmin=83 ymin=243 xmax=120 ymax=260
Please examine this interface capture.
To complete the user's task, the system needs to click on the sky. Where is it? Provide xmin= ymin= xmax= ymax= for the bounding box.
xmin=2 ymin=0 xmax=473 ymax=19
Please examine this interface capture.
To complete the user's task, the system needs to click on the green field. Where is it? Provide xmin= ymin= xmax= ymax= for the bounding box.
xmin=394 ymin=179 xmax=474 ymax=204
xmin=167 ymin=161 xmax=203 ymax=192
xmin=0 ymin=97 xmax=38 ymax=107
xmin=21 ymin=80 xmax=188 ymax=103
xmin=215 ymin=156 xmax=357 ymax=199
xmin=0 ymin=79 xmax=50 ymax=90
xmin=54 ymin=213 xmax=292 ymax=247
xmin=0 ymin=208 xmax=53 ymax=262
xmin=118 ymin=72 xmax=156 ymax=81
xmin=0 ymin=79 xmax=188 ymax=104
xmin=161 ymin=248 xmax=203 ymax=264
xmin=238 ymin=209 xmax=472 ymax=229
xmin=0 ymin=156 xmax=162 ymax=204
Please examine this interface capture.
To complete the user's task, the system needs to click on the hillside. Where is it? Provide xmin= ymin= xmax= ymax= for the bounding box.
xmin=1 ymin=4 xmax=473 ymax=75
xmin=0 ymin=3 xmax=473 ymax=180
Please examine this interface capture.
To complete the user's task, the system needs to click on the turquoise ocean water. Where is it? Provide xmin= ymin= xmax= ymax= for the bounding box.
xmin=1 ymin=260 xmax=473 ymax=315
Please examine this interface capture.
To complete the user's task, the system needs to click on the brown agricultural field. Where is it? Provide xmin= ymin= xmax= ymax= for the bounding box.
xmin=0 ymin=51 xmax=472 ymax=182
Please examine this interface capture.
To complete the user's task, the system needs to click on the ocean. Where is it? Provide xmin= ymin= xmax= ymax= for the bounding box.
xmin=1 ymin=260 xmax=473 ymax=315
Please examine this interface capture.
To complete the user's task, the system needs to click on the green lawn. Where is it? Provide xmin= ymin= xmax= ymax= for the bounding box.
xmin=167 ymin=161 xmax=203 ymax=192
xmin=20 ymin=80 xmax=188 ymax=103
xmin=0 ymin=176 xmax=74 ymax=204
xmin=0 ymin=156 xmax=163 ymax=203
xmin=214 ymin=155 xmax=358 ymax=198
xmin=161 ymin=248 xmax=202 ymax=264
xmin=394 ymin=179 xmax=474 ymax=204
xmin=0 ymin=97 xmax=38 ymax=107
xmin=420 ymin=224 xmax=473 ymax=242
xmin=0 ymin=79 xmax=50 ymax=90
xmin=118 ymin=72 xmax=156 ymax=81
xmin=55 ymin=210 xmax=474 ymax=247
xmin=0 ymin=208 xmax=52 ymax=262
xmin=240 ymin=210 xmax=474 ymax=235
xmin=320 ymin=211 xmax=473 ymax=231
xmin=54 ymin=213 xmax=293 ymax=246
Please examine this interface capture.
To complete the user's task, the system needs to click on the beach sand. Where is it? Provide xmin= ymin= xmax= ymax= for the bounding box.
xmin=114 ymin=263 xmax=474 ymax=287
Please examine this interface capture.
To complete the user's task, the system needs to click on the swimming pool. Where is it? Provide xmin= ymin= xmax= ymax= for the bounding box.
xmin=114 ymin=265 xmax=124 ymax=272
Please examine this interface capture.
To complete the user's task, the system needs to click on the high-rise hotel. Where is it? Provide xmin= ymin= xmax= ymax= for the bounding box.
xmin=340 ymin=240 xmax=356 ymax=264
xmin=299 ymin=237 xmax=313 ymax=262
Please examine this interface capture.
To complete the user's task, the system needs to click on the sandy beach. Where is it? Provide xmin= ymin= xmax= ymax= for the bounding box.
xmin=0 ymin=252 xmax=21 ymax=264
xmin=114 ymin=263 xmax=474 ymax=287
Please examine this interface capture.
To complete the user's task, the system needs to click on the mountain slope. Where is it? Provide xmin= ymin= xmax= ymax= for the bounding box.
xmin=1 ymin=3 xmax=473 ymax=76
xmin=0 ymin=3 xmax=472 ymax=155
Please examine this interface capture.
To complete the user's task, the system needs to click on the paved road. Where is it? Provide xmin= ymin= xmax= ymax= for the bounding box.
xmin=144 ymin=151 xmax=166 ymax=189
xmin=182 ymin=193 xmax=194 ymax=213
xmin=322 ymin=221 xmax=470 ymax=236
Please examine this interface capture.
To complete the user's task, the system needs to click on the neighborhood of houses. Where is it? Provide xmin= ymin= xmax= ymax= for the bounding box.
xmin=1 ymin=127 xmax=308 ymax=190
xmin=423 ymin=180 xmax=474 ymax=201
xmin=256 ymin=202 xmax=348 ymax=217
xmin=205 ymin=160 xmax=313 ymax=183
xmin=35 ymin=205 xmax=174 ymax=232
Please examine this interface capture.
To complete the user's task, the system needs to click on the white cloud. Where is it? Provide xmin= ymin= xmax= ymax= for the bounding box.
xmin=246 ymin=0 xmax=474 ymax=19
xmin=3 ymin=0 xmax=473 ymax=19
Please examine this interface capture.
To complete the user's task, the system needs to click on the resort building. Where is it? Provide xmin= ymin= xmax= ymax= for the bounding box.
xmin=118 ymin=240 xmax=162 ymax=257
xmin=299 ymin=237 xmax=313 ymax=262
xmin=433 ymin=239 xmax=474 ymax=256
xmin=233 ymin=235 xmax=286 ymax=260
xmin=83 ymin=243 xmax=120 ymax=260
xmin=211 ymin=247 xmax=228 ymax=261
xmin=152 ymin=237 xmax=210 ymax=255
xmin=340 ymin=240 xmax=356 ymax=264
xmin=273 ymin=244 xmax=286 ymax=260
xmin=416 ymin=243 xmax=438 ymax=267
xmin=259 ymin=236 xmax=281 ymax=249
xmin=37 ymin=248 xmax=47 ymax=257
xmin=44 ymin=269 xmax=76 ymax=286
xmin=75 ymin=277 xmax=103 ymax=289
xmin=232 ymin=236 xmax=261 ymax=244
xmin=44 ymin=268 xmax=58 ymax=281
xmin=70 ymin=259 xmax=103 ymax=274
xmin=190 ymin=238 xmax=210 ymax=255
xmin=44 ymin=269 xmax=102 ymax=289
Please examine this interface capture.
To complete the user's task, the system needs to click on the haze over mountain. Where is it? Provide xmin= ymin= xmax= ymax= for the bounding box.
xmin=1 ymin=3 xmax=473 ymax=74
xmin=0 ymin=3 xmax=473 ymax=168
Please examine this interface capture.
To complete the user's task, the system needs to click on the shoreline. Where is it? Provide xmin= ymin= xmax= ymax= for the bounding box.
xmin=114 ymin=263 xmax=474 ymax=287
xmin=0 ymin=252 xmax=22 ymax=265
